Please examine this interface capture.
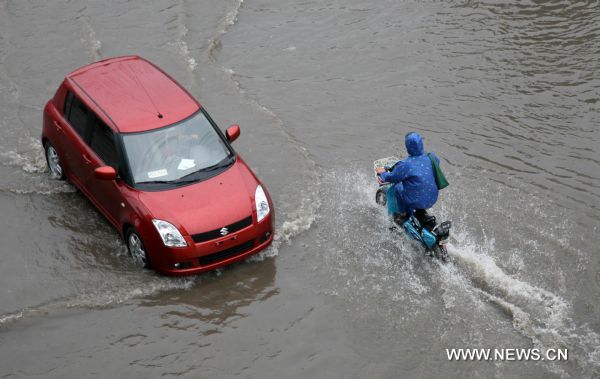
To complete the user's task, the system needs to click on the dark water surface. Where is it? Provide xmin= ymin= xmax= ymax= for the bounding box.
xmin=1 ymin=1 xmax=599 ymax=378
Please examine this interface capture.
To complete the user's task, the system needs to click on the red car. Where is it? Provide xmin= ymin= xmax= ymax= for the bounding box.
xmin=42 ymin=56 xmax=274 ymax=276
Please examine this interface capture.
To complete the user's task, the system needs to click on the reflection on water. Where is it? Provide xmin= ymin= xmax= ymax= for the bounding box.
xmin=141 ymin=258 xmax=278 ymax=329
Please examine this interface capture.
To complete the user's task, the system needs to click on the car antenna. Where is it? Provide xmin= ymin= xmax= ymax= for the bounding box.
xmin=130 ymin=66 xmax=164 ymax=119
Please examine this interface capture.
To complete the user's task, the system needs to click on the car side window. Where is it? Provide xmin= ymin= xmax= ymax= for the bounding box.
xmin=89 ymin=116 xmax=119 ymax=169
xmin=66 ymin=92 xmax=90 ymax=139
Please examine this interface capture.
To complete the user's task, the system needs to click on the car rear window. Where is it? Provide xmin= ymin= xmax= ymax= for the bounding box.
xmin=65 ymin=92 xmax=90 ymax=139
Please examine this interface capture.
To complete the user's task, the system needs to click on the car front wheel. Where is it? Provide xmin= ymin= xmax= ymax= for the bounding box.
xmin=126 ymin=228 xmax=151 ymax=269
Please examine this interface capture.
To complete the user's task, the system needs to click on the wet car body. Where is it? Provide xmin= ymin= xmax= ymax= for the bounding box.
xmin=41 ymin=56 xmax=274 ymax=276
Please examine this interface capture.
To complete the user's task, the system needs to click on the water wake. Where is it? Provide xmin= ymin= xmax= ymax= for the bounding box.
xmin=0 ymin=274 xmax=197 ymax=328
xmin=80 ymin=16 xmax=102 ymax=62
xmin=447 ymin=237 xmax=600 ymax=374
xmin=169 ymin=1 xmax=197 ymax=72
xmin=206 ymin=0 xmax=244 ymax=62
xmin=201 ymin=0 xmax=323 ymax=253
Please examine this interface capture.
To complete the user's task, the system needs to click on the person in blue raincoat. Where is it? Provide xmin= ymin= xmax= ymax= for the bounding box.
xmin=376 ymin=132 xmax=440 ymax=219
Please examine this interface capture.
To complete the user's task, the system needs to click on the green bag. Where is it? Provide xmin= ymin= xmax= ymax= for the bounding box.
xmin=428 ymin=153 xmax=449 ymax=190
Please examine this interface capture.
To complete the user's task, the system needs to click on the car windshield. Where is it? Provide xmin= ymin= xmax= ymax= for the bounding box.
xmin=122 ymin=110 xmax=233 ymax=187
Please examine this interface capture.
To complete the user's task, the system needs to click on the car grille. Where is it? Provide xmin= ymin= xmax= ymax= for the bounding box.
xmin=198 ymin=239 xmax=255 ymax=266
xmin=191 ymin=216 xmax=253 ymax=243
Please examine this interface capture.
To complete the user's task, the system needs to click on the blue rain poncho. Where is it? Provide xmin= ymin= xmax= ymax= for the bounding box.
xmin=379 ymin=132 xmax=440 ymax=214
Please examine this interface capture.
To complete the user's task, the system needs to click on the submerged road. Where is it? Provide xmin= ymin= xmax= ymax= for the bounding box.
xmin=0 ymin=1 xmax=599 ymax=377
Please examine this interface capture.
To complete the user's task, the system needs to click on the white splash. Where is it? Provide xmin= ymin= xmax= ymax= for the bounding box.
xmin=0 ymin=137 xmax=46 ymax=173
xmin=0 ymin=311 xmax=24 ymax=326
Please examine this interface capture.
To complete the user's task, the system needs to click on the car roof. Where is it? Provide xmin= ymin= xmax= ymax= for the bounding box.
xmin=67 ymin=56 xmax=200 ymax=133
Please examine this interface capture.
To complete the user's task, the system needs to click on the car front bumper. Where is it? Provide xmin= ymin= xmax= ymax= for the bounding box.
xmin=149 ymin=214 xmax=274 ymax=276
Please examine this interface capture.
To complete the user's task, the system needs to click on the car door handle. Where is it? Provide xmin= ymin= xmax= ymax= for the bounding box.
xmin=53 ymin=120 xmax=63 ymax=132
xmin=82 ymin=154 xmax=92 ymax=164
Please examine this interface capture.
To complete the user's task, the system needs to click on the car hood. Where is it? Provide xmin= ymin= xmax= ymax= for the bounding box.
xmin=137 ymin=159 xmax=257 ymax=235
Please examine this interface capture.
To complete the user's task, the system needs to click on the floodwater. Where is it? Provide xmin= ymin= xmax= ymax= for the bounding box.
xmin=1 ymin=0 xmax=599 ymax=377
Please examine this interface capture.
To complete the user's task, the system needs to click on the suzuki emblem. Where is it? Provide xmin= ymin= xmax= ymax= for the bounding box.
xmin=220 ymin=227 xmax=229 ymax=236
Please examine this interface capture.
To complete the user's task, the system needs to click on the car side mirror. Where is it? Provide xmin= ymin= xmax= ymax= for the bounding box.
xmin=94 ymin=166 xmax=117 ymax=181
xmin=226 ymin=125 xmax=240 ymax=142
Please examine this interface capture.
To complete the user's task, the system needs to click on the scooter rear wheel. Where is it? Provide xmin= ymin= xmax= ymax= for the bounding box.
xmin=433 ymin=244 xmax=449 ymax=262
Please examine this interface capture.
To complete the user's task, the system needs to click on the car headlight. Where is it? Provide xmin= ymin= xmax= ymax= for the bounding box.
xmin=152 ymin=219 xmax=187 ymax=247
xmin=255 ymin=184 xmax=270 ymax=222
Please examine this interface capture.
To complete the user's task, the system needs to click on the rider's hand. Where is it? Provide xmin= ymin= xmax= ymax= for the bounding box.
xmin=375 ymin=167 xmax=386 ymax=174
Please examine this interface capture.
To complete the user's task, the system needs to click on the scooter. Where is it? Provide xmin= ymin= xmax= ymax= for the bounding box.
xmin=374 ymin=157 xmax=451 ymax=262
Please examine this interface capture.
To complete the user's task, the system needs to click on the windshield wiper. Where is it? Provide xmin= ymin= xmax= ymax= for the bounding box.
xmin=137 ymin=180 xmax=176 ymax=185
xmin=201 ymin=161 xmax=228 ymax=171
